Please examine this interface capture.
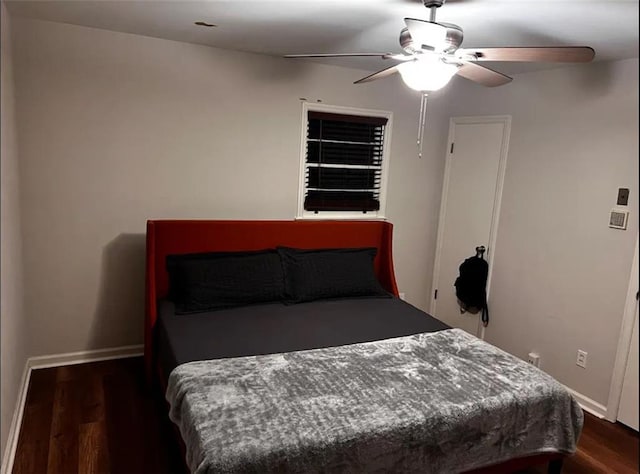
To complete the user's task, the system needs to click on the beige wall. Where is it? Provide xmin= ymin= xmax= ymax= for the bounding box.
xmin=440 ymin=58 xmax=639 ymax=406
xmin=11 ymin=18 xmax=449 ymax=356
xmin=0 ymin=2 xmax=27 ymax=459
xmin=10 ymin=13 xmax=637 ymax=413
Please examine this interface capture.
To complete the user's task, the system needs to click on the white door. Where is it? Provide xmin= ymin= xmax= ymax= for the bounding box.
xmin=618 ymin=300 xmax=639 ymax=430
xmin=431 ymin=116 xmax=511 ymax=337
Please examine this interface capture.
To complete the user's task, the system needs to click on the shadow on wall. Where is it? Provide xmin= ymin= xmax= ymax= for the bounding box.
xmin=575 ymin=60 xmax=615 ymax=96
xmin=525 ymin=59 xmax=615 ymax=99
xmin=89 ymin=233 xmax=146 ymax=351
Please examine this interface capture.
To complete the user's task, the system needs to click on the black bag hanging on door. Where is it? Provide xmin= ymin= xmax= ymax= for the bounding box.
xmin=454 ymin=246 xmax=489 ymax=327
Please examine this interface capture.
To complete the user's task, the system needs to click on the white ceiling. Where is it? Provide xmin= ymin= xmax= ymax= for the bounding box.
xmin=6 ymin=0 xmax=640 ymax=76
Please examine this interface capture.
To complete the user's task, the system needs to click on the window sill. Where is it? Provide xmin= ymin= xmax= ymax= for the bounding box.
xmin=295 ymin=212 xmax=387 ymax=221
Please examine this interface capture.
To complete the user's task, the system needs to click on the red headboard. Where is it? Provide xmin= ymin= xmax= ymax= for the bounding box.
xmin=144 ymin=219 xmax=399 ymax=382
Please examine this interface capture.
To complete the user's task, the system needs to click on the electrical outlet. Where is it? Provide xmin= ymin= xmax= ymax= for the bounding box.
xmin=576 ymin=350 xmax=588 ymax=368
xmin=527 ymin=352 xmax=540 ymax=368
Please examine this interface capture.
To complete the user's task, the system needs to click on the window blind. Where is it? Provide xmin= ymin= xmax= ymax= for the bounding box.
xmin=304 ymin=111 xmax=388 ymax=213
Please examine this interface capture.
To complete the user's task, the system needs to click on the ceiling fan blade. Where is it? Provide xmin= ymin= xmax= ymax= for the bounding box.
xmin=354 ymin=64 xmax=403 ymax=84
xmin=459 ymin=47 xmax=595 ymax=63
xmin=284 ymin=52 xmax=394 ymax=59
xmin=456 ymin=61 xmax=512 ymax=87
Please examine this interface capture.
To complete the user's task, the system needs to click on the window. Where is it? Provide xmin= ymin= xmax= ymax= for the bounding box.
xmin=297 ymin=103 xmax=392 ymax=219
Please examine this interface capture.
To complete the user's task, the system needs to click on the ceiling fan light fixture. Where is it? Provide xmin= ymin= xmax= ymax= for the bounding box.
xmin=398 ymin=57 xmax=459 ymax=92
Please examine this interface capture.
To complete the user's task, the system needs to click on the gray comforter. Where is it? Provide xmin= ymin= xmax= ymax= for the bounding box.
xmin=166 ymin=328 xmax=583 ymax=473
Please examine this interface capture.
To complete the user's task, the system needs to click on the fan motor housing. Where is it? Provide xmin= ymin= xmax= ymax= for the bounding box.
xmin=400 ymin=22 xmax=463 ymax=54
xmin=423 ymin=0 xmax=445 ymax=7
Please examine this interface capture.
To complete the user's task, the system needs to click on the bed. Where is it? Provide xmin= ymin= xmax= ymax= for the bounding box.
xmin=145 ymin=219 xmax=583 ymax=474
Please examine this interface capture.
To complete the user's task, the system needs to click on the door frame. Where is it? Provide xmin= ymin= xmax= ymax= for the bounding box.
xmin=430 ymin=115 xmax=512 ymax=339
xmin=606 ymin=232 xmax=639 ymax=422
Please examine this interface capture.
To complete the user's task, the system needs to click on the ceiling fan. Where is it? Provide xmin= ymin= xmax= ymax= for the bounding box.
xmin=284 ymin=0 xmax=595 ymax=93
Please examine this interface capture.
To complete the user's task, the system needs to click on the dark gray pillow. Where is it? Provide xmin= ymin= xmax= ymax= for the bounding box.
xmin=166 ymin=250 xmax=285 ymax=314
xmin=277 ymin=247 xmax=390 ymax=304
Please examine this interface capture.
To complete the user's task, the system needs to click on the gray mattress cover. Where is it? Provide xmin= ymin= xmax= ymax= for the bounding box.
xmin=156 ymin=297 xmax=449 ymax=377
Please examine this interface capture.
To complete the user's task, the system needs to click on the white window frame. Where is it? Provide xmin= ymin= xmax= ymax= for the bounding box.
xmin=296 ymin=102 xmax=393 ymax=220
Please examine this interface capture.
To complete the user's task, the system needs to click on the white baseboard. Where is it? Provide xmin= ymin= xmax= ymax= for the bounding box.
xmin=28 ymin=344 xmax=143 ymax=370
xmin=0 ymin=344 xmax=143 ymax=474
xmin=564 ymin=386 xmax=608 ymax=419
xmin=0 ymin=362 xmax=31 ymax=474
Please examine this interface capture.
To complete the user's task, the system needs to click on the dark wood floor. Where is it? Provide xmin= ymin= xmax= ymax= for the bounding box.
xmin=13 ymin=357 xmax=639 ymax=474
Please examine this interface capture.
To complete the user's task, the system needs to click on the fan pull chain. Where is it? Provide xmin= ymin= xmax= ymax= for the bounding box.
xmin=417 ymin=93 xmax=429 ymax=158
